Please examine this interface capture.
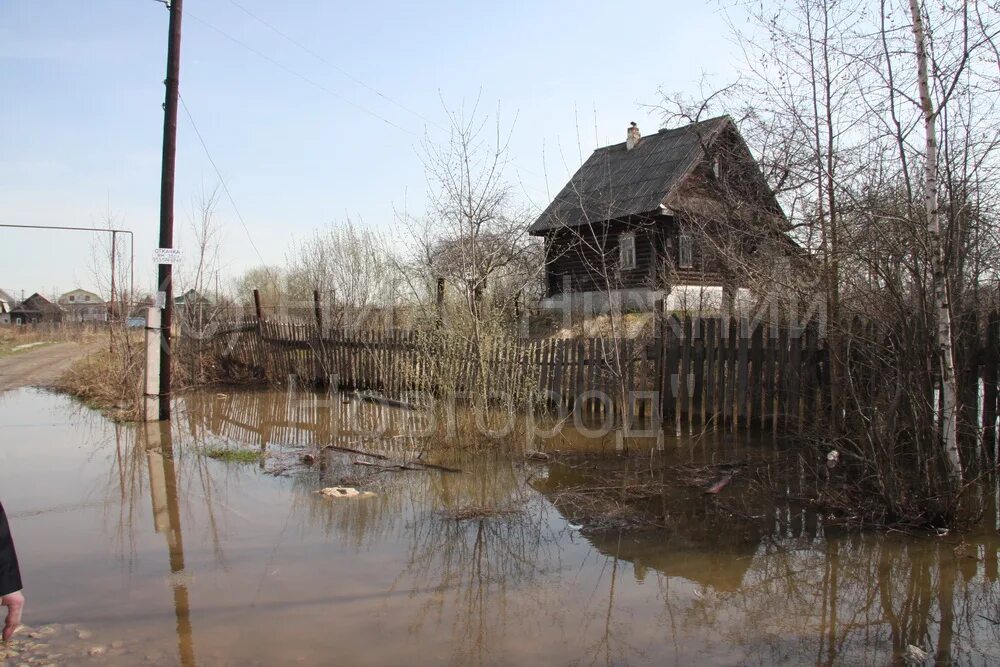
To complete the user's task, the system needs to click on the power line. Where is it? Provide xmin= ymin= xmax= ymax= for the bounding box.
xmin=184 ymin=8 xmax=553 ymax=221
xmin=186 ymin=11 xmax=414 ymax=135
xmin=226 ymin=0 xmax=444 ymax=132
xmin=178 ymin=94 xmax=268 ymax=268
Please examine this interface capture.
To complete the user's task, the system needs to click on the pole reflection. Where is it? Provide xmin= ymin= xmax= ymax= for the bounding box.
xmin=122 ymin=388 xmax=1000 ymax=665
xmin=144 ymin=420 xmax=197 ymax=667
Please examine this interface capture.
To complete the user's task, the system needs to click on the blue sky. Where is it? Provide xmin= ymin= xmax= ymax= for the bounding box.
xmin=0 ymin=0 xmax=745 ymax=299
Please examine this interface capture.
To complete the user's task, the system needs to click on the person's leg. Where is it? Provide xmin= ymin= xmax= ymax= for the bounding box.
xmin=0 ymin=501 xmax=24 ymax=641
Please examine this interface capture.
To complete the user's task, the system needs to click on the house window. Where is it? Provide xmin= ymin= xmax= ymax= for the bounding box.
xmin=69 ymin=295 xmax=75 ymax=302
xmin=84 ymin=295 xmax=90 ymax=301
xmin=619 ymin=233 xmax=636 ymax=270
xmin=678 ymin=233 xmax=693 ymax=269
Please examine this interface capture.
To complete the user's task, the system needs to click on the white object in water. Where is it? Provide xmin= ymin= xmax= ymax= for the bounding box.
xmin=902 ymin=644 xmax=929 ymax=665
xmin=318 ymin=487 xmax=374 ymax=499
xmin=826 ymin=450 xmax=840 ymax=468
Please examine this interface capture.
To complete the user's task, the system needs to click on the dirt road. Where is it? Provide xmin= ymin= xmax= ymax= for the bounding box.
xmin=0 ymin=342 xmax=95 ymax=392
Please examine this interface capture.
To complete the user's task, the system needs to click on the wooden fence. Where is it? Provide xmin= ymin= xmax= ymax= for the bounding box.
xmin=188 ymin=312 xmax=1000 ymax=439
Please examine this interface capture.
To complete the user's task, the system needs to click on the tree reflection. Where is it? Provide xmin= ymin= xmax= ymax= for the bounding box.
xmin=535 ymin=451 xmax=1000 ymax=665
xmin=395 ymin=464 xmax=554 ymax=665
xmin=169 ymin=388 xmax=1000 ymax=665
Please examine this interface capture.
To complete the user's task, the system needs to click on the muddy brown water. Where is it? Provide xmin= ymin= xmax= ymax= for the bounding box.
xmin=2 ymin=388 xmax=1000 ymax=665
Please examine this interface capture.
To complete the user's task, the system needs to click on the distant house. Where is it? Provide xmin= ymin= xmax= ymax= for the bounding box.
xmin=529 ymin=116 xmax=794 ymax=313
xmin=129 ymin=295 xmax=156 ymax=318
xmin=58 ymin=289 xmax=107 ymax=322
xmin=175 ymin=289 xmax=214 ymax=328
xmin=174 ymin=289 xmax=213 ymax=308
xmin=9 ymin=293 xmax=64 ymax=325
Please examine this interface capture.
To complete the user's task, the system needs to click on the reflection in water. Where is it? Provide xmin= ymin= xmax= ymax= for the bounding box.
xmin=144 ymin=421 xmax=196 ymax=666
xmin=4 ymin=388 xmax=1000 ymax=665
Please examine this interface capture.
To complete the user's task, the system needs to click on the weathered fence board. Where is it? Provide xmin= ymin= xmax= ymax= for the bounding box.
xmin=191 ymin=311 xmax=1000 ymax=439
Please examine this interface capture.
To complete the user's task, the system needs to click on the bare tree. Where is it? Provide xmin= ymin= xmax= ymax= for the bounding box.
xmin=286 ymin=218 xmax=399 ymax=328
xmin=176 ymin=184 xmax=223 ymax=332
xmin=232 ymin=265 xmax=286 ymax=315
xmin=398 ymin=97 xmax=539 ymax=340
xmin=389 ymin=99 xmax=542 ymax=417
xmin=653 ymin=0 xmax=1000 ymax=518
xmin=908 ymin=0 xmax=962 ymax=484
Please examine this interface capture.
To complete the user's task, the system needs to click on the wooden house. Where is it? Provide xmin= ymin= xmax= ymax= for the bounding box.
xmin=58 ymin=289 xmax=107 ymax=322
xmin=9 ymin=293 xmax=64 ymax=325
xmin=175 ymin=289 xmax=215 ymax=329
xmin=174 ymin=289 xmax=213 ymax=308
xmin=529 ymin=116 xmax=792 ymax=313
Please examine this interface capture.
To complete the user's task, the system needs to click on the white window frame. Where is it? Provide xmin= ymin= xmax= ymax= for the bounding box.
xmin=619 ymin=233 xmax=636 ymax=270
xmin=678 ymin=233 xmax=693 ymax=269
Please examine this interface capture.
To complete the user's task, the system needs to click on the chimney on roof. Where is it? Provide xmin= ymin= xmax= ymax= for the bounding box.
xmin=626 ymin=122 xmax=641 ymax=150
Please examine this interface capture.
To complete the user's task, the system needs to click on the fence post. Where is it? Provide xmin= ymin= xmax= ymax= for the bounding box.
xmin=436 ymin=278 xmax=445 ymax=328
xmin=654 ymin=306 xmax=665 ymax=449
xmin=253 ymin=289 xmax=263 ymax=321
xmin=313 ymin=289 xmax=322 ymax=333
xmin=143 ymin=306 xmax=162 ymax=422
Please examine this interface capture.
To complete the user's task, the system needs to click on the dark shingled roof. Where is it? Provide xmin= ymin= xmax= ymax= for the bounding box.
xmin=529 ymin=115 xmax=732 ymax=234
xmin=11 ymin=293 xmax=63 ymax=315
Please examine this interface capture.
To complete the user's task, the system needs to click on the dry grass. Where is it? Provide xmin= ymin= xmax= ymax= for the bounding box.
xmin=546 ymin=489 xmax=657 ymax=530
xmin=0 ymin=325 xmax=60 ymax=357
xmin=203 ymin=446 xmax=262 ymax=463
xmin=0 ymin=325 xmax=102 ymax=357
xmin=52 ymin=333 xmax=143 ymax=421
xmin=0 ymin=328 xmax=44 ymax=357
xmin=436 ymin=504 xmax=525 ymax=521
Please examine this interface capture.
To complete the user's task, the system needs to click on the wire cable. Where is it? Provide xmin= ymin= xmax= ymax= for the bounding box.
xmin=227 ymin=0 xmax=444 ymax=132
xmin=186 ymin=11 xmax=414 ymax=135
xmin=179 ymin=94 xmax=268 ymax=267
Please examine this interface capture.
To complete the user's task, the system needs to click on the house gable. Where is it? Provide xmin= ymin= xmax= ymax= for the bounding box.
xmin=58 ymin=289 xmax=103 ymax=306
xmin=531 ymin=116 xmax=793 ymax=305
xmin=663 ymin=122 xmax=786 ymax=232
xmin=10 ymin=293 xmax=64 ymax=323
xmin=529 ymin=116 xmax=735 ymax=235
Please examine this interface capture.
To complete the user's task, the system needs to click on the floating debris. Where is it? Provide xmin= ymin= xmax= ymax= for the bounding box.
xmin=436 ymin=505 xmax=524 ymax=521
xmin=902 ymin=644 xmax=929 ymax=665
xmin=705 ymin=472 xmax=736 ymax=495
xmin=826 ymin=450 xmax=840 ymax=468
xmin=318 ymin=486 xmax=375 ymax=499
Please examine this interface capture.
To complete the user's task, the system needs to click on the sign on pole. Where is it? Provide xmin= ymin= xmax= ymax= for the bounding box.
xmin=153 ymin=247 xmax=183 ymax=265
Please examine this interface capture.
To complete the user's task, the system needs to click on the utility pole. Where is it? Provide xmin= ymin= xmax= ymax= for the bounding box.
xmin=157 ymin=0 xmax=183 ymax=421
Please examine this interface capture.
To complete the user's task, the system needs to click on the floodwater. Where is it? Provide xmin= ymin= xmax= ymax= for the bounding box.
xmin=2 ymin=388 xmax=1000 ymax=665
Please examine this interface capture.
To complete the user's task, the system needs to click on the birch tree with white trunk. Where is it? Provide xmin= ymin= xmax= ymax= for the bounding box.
xmin=908 ymin=0 xmax=962 ymax=486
